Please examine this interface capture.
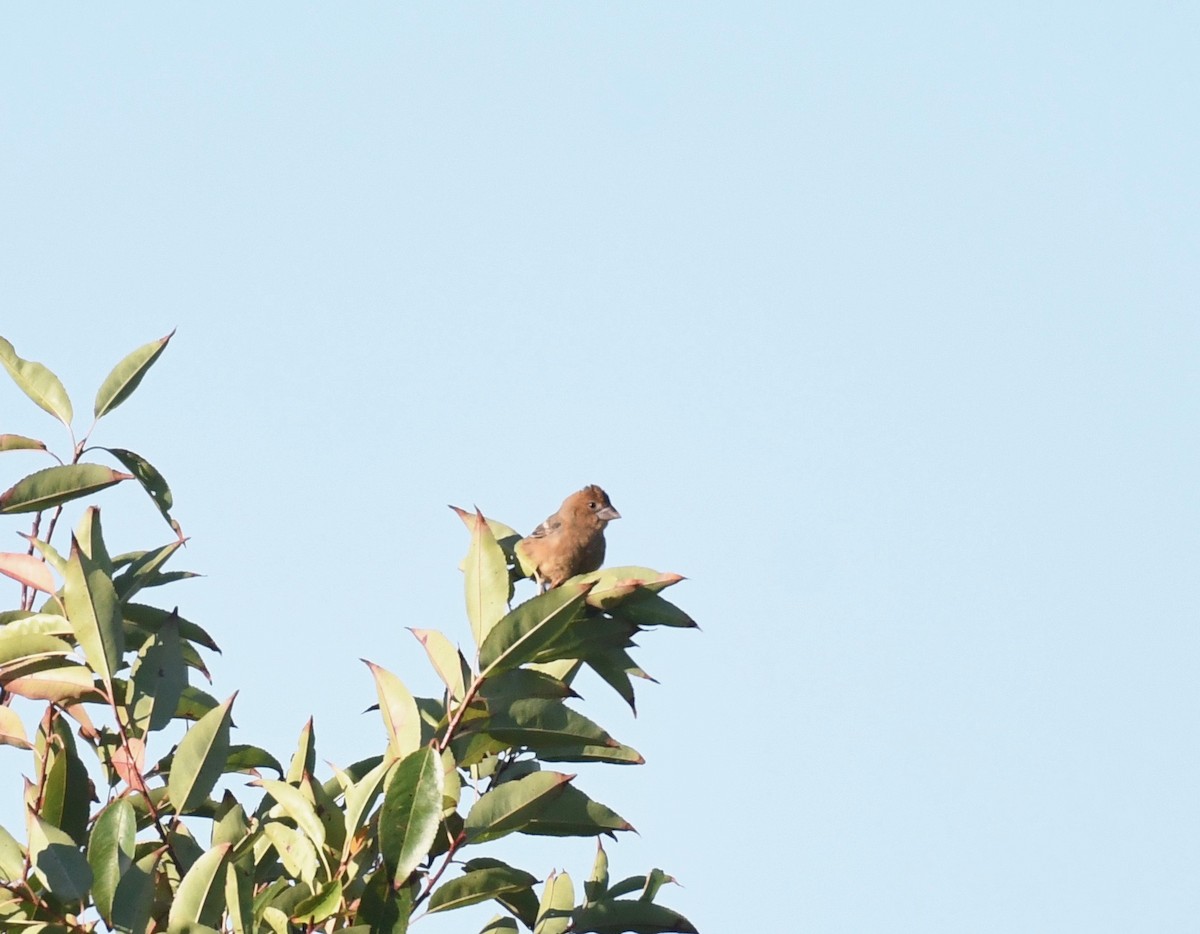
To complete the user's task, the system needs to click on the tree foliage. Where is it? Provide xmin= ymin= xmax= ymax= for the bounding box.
xmin=0 ymin=333 xmax=699 ymax=933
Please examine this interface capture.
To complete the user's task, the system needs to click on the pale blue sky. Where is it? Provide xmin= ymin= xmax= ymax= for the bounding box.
xmin=2 ymin=5 xmax=1198 ymax=932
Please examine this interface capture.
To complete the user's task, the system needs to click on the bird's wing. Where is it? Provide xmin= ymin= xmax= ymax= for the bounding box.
xmin=525 ymin=514 xmax=563 ymax=540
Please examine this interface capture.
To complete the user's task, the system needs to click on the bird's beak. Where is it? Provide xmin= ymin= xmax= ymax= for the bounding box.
xmin=597 ymin=506 xmax=620 ymax=521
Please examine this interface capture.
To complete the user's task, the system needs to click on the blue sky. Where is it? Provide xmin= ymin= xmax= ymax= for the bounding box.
xmin=2 ymin=5 xmax=1198 ymax=931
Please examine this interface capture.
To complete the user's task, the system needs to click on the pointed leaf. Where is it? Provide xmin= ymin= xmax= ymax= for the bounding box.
xmin=585 ymin=840 xmax=609 ymax=906
xmin=112 ymin=540 xmax=184 ymax=603
xmin=379 ymin=746 xmax=443 ymax=884
xmin=64 ymin=528 xmax=123 ymax=690
xmin=481 ymin=917 xmax=520 ymax=934
xmin=255 ymin=779 xmax=326 ymax=851
xmin=428 ymin=861 xmax=539 ymax=914
xmin=292 ymin=879 xmax=343 ymax=923
xmin=168 ymin=693 xmax=236 ymax=815
xmin=168 ymin=842 xmax=231 ymax=928
xmin=111 ymin=849 xmax=160 ymax=934
xmin=465 ymin=771 xmax=573 ymax=844
xmin=0 ymin=631 xmax=73 ymax=666
xmin=93 ymin=330 xmax=174 ymax=418
xmin=27 ymin=810 xmax=92 ymax=902
xmin=463 ymin=508 xmax=511 ymax=649
xmin=534 ymin=871 xmax=574 ymax=934
xmin=20 ymin=535 xmax=67 ymax=577
xmin=487 ymin=699 xmax=641 ymax=764
xmin=364 ymin=660 xmax=421 ymax=760
xmin=520 ymin=784 xmax=633 ymax=838
xmin=0 ymin=464 xmax=132 ymax=514
xmin=0 ymin=707 xmax=30 ymax=750
xmin=341 ymin=756 xmax=391 ymax=859
xmin=479 ymin=583 xmax=593 ymax=678
xmin=88 ymin=799 xmax=136 ymax=924
xmin=2 ymin=663 xmax=98 ymax=703
xmin=130 ymin=610 xmax=186 ymax=734
xmin=102 ymin=448 xmax=181 ymax=535
xmin=0 ymin=552 xmax=55 ymax=594
xmin=0 ymin=433 xmax=47 ymax=453
xmin=286 ymin=717 xmax=316 ymax=784
xmin=0 ymin=337 xmax=73 ymax=426
xmin=410 ymin=628 xmax=468 ymax=702
xmin=609 ymin=590 xmax=697 ymax=628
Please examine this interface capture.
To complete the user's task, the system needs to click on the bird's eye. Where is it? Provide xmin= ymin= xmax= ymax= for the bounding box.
xmin=588 ymin=501 xmax=597 ymax=510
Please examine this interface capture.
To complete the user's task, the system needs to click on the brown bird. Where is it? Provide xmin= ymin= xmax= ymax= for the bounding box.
xmin=517 ymin=485 xmax=621 ymax=592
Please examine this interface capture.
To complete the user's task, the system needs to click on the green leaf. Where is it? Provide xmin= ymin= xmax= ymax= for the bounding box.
xmin=410 ymin=628 xmax=469 ymax=702
xmin=479 ymin=583 xmax=593 ymax=678
xmin=0 ymin=631 xmax=73 ymax=667
xmin=379 ymin=746 xmax=443 ymax=884
xmin=428 ymin=861 xmax=539 ymax=914
xmin=520 ymin=784 xmax=633 ymax=838
xmin=571 ymin=899 xmax=698 ymax=933
xmin=27 ymin=810 xmax=92 ymax=903
xmin=0 ymin=463 xmax=133 ymax=514
xmin=462 ymin=508 xmax=511 ymax=649
xmin=585 ymin=840 xmax=609 ymax=906
xmin=111 ymin=849 xmax=160 ymax=934
xmin=0 ymin=706 xmax=31 ymax=750
xmin=578 ymin=567 xmax=686 ymax=607
xmin=39 ymin=720 xmax=91 ymax=844
xmin=112 ymin=540 xmax=184 ymax=604
xmin=534 ymin=870 xmax=574 ymax=934
xmin=292 ymin=879 xmax=343 ymax=923
xmin=226 ymin=744 xmax=284 ymax=776
xmin=102 ymin=448 xmax=181 ymax=536
xmin=124 ymin=602 xmax=220 ymax=652
xmin=20 ymin=536 xmax=67 ymax=578
xmin=341 ymin=756 xmax=391 ymax=861
xmin=63 ymin=525 xmax=124 ymax=692
xmin=0 ymin=433 xmax=47 ymax=453
xmin=255 ymin=779 xmax=326 ymax=852
xmin=168 ymin=693 xmax=236 ymax=815
xmin=286 ymin=717 xmax=316 ymax=784
xmin=88 ymin=799 xmax=136 ymax=924
xmin=479 ymin=668 xmax=577 ymax=704
xmin=130 ymin=609 xmax=186 ymax=734
xmin=639 ymin=868 xmax=674 ymax=903
xmin=2 ymin=662 xmax=97 ymax=704
xmin=168 ymin=842 xmax=231 ymax=929
xmin=0 ymin=337 xmax=73 ymax=427
xmin=464 ymin=771 xmax=573 ymax=844
xmin=261 ymin=822 xmax=319 ymax=888
xmin=357 ymin=866 xmax=413 ymax=933
xmin=0 ymin=824 xmax=25 ymax=880
xmin=364 ymin=660 xmax=421 ymax=760
xmin=487 ymin=698 xmax=642 ymax=764
xmin=93 ymin=329 xmax=174 ymax=419
xmin=609 ymin=590 xmax=697 ymax=628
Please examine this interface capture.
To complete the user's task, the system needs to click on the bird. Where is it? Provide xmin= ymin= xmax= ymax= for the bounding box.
xmin=517 ymin=485 xmax=621 ymax=592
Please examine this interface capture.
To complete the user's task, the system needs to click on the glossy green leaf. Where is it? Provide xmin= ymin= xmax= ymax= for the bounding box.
xmin=479 ymin=668 xmax=576 ymax=704
xmin=357 ymin=866 xmax=413 ymax=933
xmin=341 ymin=756 xmax=391 ymax=860
xmin=487 ymin=698 xmax=641 ymax=764
xmin=639 ymin=868 xmax=674 ymax=903
xmin=0 ymin=433 xmax=47 ymax=453
xmin=226 ymin=744 xmax=284 ymax=776
xmin=0 ymin=337 xmax=73 ymax=427
xmin=174 ymin=683 xmax=221 ymax=720
xmin=27 ymin=810 xmax=92 ymax=902
xmin=168 ymin=693 xmax=236 ymax=815
xmin=479 ymin=583 xmax=593 ymax=678
xmin=64 ymin=529 xmax=123 ymax=692
xmin=111 ymin=849 xmax=160 ymax=934
xmin=93 ymin=329 xmax=174 ymax=419
xmin=462 ymin=507 xmax=511 ymax=649
xmin=39 ymin=722 xmax=91 ymax=844
xmin=124 ymin=602 xmax=220 ymax=652
xmin=465 ymin=771 xmax=573 ymax=844
xmin=481 ymin=917 xmax=520 ymax=934
xmin=112 ymin=540 xmax=184 ymax=604
xmin=364 ymin=660 xmax=421 ymax=760
xmin=168 ymin=842 xmax=231 ymax=928
xmin=609 ymin=590 xmax=697 ymax=628
xmin=428 ymin=860 xmax=539 ymax=914
xmin=534 ymin=870 xmax=574 ymax=934
xmin=0 ymin=824 xmax=24 ymax=880
xmin=520 ymin=784 xmax=633 ymax=838
xmin=20 ymin=536 xmax=67 ymax=578
xmin=379 ymin=746 xmax=443 ymax=884
xmin=571 ymin=899 xmax=698 ymax=933
xmin=88 ymin=799 xmax=136 ymax=924
xmin=0 ymin=464 xmax=132 ymax=514
xmin=410 ymin=628 xmax=468 ymax=702
xmin=578 ymin=567 xmax=686 ymax=607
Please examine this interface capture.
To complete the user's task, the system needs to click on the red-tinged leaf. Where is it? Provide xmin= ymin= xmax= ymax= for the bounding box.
xmin=3 ymin=663 xmax=98 ymax=703
xmin=535 ymin=870 xmax=574 ymax=934
xmin=112 ymin=736 xmax=149 ymax=793
xmin=0 ymin=337 xmax=73 ymax=427
xmin=93 ymin=329 xmax=174 ymax=419
xmin=0 ymin=552 xmax=55 ymax=595
xmin=363 ymin=660 xmax=420 ymax=760
xmin=410 ymin=628 xmax=469 ymax=702
xmin=0 ymin=464 xmax=133 ymax=514
xmin=578 ymin=567 xmax=686 ymax=609
xmin=0 ymin=434 xmax=47 ymax=453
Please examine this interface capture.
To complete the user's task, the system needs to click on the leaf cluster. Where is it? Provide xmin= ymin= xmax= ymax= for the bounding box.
xmin=0 ymin=334 xmax=699 ymax=933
